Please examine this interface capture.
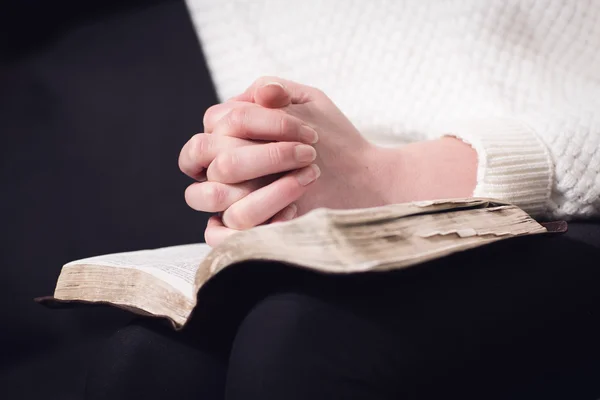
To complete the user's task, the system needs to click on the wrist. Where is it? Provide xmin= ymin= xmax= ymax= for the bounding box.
xmin=374 ymin=137 xmax=478 ymax=204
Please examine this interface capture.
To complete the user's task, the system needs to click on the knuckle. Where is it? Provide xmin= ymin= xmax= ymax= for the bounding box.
xmin=187 ymin=134 xmax=204 ymax=164
xmin=188 ymin=134 xmax=214 ymax=169
xmin=197 ymin=133 xmax=212 ymax=154
xmin=267 ymin=144 xmax=283 ymax=166
xmin=203 ymin=105 xmax=219 ymax=128
xmin=278 ymin=114 xmax=291 ymax=136
xmin=226 ymin=108 xmax=246 ymax=130
xmin=204 ymin=184 xmax=226 ymax=210
xmin=214 ymin=152 xmax=237 ymax=178
xmin=225 ymin=206 xmax=250 ymax=230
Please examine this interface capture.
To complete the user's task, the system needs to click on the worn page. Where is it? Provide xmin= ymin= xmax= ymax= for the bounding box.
xmin=194 ymin=200 xmax=548 ymax=292
xmin=47 ymin=198 xmax=551 ymax=329
xmin=64 ymin=243 xmax=212 ymax=299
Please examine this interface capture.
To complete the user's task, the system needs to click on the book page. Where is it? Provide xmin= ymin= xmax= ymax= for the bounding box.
xmin=48 ymin=198 xmax=550 ymax=329
xmin=65 ymin=243 xmax=212 ymax=299
xmin=197 ymin=201 xmax=547 ymax=288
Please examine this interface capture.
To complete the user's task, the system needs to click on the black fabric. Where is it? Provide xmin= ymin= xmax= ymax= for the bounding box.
xmin=86 ymin=233 xmax=600 ymax=400
xmin=1 ymin=1 xmax=216 ymax=398
xmin=2 ymin=0 xmax=600 ymax=398
xmin=3 ymin=1 xmax=166 ymax=59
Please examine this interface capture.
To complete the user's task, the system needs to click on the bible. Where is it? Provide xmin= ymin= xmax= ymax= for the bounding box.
xmin=39 ymin=198 xmax=559 ymax=329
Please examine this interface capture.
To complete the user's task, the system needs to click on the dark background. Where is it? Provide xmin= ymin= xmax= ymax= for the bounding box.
xmin=2 ymin=1 xmax=600 ymax=399
xmin=2 ymin=1 xmax=215 ymax=397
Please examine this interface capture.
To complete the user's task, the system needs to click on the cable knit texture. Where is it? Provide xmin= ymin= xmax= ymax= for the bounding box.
xmin=185 ymin=0 xmax=600 ymax=220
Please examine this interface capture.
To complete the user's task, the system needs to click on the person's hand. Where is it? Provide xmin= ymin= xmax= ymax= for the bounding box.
xmin=201 ymin=79 xmax=391 ymax=217
xmin=183 ymin=77 xmax=478 ymax=246
xmin=208 ymin=77 xmax=478 ymax=204
xmin=192 ymin=79 xmax=386 ymax=246
xmin=179 ymin=81 xmax=323 ymax=245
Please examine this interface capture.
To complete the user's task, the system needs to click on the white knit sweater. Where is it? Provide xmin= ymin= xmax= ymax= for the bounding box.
xmin=185 ymin=0 xmax=600 ymax=220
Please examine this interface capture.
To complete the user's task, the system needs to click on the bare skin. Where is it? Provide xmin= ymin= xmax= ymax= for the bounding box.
xmin=179 ymin=77 xmax=477 ymax=246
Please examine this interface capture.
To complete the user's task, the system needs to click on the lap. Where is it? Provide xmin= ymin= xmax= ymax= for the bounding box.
xmin=86 ymin=231 xmax=600 ymax=400
xmin=85 ymin=320 xmax=227 ymax=400
xmin=231 ymin=231 xmax=599 ymax=398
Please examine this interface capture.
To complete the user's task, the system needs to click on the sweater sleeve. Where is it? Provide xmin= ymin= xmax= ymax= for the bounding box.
xmin=438 ymin=115 xmax=600 ymax=220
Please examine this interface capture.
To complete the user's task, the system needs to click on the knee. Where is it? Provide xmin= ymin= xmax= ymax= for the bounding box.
xmin=85 ymin=321 xmax=228 ymax=400
xmin=96 ymin=323 xmax=157 ymax=371
xmin=85 ymin=323 xmax=163 ymax=393
xmin=226 ymin=292 xmax=393 ymax=399
xmin=226 ymin=292 xmax=324 ymax=397
xmin=231 ymin=291 xmax=330 ymax=361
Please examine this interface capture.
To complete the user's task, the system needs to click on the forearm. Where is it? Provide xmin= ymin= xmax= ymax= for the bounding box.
xmin=375 ymin=137 xmax=478 ymax=204
xmin=429 ymin=116 xmax=600 ymax=219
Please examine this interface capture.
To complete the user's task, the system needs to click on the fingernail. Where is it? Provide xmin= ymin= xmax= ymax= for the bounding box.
xmin=261 ymin=81 xmax=285 ymax=89
xmin=299 ymin=125 xmax=318 ymax=144
xmin=282 ymin=204 xmax=297 ymax=221
xmin=296 ymin=164 xmax=321 ymax=186
xmin=295 ymin=144 xmax=317 ymax=163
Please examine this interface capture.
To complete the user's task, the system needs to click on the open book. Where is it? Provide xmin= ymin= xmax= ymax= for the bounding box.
xmin=39 ymin=198 xmax=561 ymax=329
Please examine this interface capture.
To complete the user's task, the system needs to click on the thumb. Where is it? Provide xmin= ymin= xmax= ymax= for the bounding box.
xmin=229 ymin=77 xmax=312 ymax=106
xmin=254 ymin=82 xmax=291 ymax=108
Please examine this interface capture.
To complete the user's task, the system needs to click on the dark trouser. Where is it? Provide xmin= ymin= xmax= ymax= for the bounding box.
xmin=85 ymin=232 xmax=600 ymax=400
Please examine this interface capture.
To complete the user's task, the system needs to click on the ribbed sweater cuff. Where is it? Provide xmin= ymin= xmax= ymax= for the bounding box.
xmin=442 ymin=118 xmax=553 ymax=217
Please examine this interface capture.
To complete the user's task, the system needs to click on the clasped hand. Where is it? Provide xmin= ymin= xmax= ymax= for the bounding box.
xmin=179 ymin=77 xmax=477 ymax=247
